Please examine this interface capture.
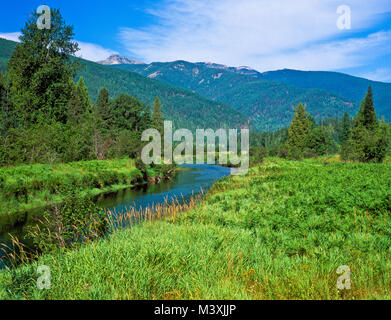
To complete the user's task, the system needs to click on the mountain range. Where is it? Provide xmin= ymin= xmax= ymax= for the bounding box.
xmin=2 ymin=40 xmax=391 ymax=132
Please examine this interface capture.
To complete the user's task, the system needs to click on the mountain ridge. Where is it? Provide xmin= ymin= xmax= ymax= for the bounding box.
xmin=112 ymin=60 xmax=361 ymax=131
xmin=0 ymin=38 xmax=248 ymax=132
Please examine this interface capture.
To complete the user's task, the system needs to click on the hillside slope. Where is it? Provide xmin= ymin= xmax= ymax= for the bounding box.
xmin=191 ymin=63 xmax=391 ymax=118
xmin=114 ymin=61 xmax=359 ymax=131
xmin=260 ymin=69 xmax=391 ymax=119
xmin=0 ymin=38 xmax=248 ymax=131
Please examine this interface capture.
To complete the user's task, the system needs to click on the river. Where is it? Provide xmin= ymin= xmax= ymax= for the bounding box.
xmin=0 ymin=164 xmax=234 ymax=268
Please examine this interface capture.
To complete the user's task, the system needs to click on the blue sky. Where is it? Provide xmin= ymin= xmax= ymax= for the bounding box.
xmin=1 ymin=0 xmax=391 ymax=82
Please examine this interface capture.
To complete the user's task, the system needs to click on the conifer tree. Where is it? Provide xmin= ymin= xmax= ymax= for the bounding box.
xmin=151 ymin=96 xmax=164 ymax=134
xmin=67 ymin=80 xmax=83 ymax=124
xmin=76 ymin=77 xmax=92 ymax=114
xmin=287 ymin=103 xmax=311 ymax=150
xmin=342 ymin=87 xmax=390 ymax=163
xmin=355 ymin=86 xmax=378 ymax=130
xmin=96 ymin=86 xmax=113 ymax=130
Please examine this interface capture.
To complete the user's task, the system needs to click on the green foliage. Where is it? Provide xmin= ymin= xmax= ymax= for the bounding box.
xmin=7 ymin=8 xmax=79 ymax=124
xmin=96 ymin=86 xmax=113 ymax=131
xmin=287 ymin=103 xmax=311 ymax=150
xmin=76 ymin=77 xmax=92 ymax=114
xmin=4 ymin=159 xmax=391 ymax=299
xmin=339 ymin=112 xmax=352 ymax=144
xmin=249 ymin=146 xmax=267 ymax=166
xmin=151 ymin=96 xmax=164 ymax=134
xmin=26 ymin=188 xmax=107 ymax=253
xmin=0 ymin=158 xmax=144 ymax=217
xmin=261 ymin=69 xmax=391 ymax=122
xmin=114 ymin=61 xmax=359 ymax=131
xmin=342 ymin=87 xmax=391 ymax=163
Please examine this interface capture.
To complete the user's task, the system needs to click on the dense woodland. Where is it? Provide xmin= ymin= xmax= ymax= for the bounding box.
xmin=251 ymin=87 xmax=391 ymax=163
xmin=0 ymin=9 xmax=165 ymax=167
xmin=0 ymin=8 xmax=390 ymax=168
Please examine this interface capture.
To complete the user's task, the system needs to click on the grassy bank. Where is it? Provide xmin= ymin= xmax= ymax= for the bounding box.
xmin=2 ymin=158 xmax=391 ymax=299
xmin=0 ymin=158 xmax=171 ymax=233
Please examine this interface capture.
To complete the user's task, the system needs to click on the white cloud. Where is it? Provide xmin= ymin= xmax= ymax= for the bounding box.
xmin=75 ymin=41 xmax=118 ymax=62
xmin=0 ymin=32 xmax=21 ymax=42
xmin=0 ymin=32 xmax=116 ymax=62
xmin=119 ymin=0 xmax=391 ymax=72
xmin=359 ymin=68 xmax=391 ymax=83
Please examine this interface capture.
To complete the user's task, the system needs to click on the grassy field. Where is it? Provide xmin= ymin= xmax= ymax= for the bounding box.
xmin=1 ymin=158 xmax=391 ymax=299
xmin=0 ymin=158 xmax=169 ymax=233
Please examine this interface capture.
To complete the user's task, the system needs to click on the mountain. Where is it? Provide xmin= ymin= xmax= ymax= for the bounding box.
xmin=0 ymin=38 xmax=17 ymax=73
xmin=260 ymin=69 xmax=391 ymax=119
xmin=98 ymin=54 xmax=144 ymax=65
xmin=0 ymin=38 xmax=248 ymax=131
xmin=193 ymin=61 xmax=391 ymax=120
xmin=113 ymin=60 xmax=359 ymax=131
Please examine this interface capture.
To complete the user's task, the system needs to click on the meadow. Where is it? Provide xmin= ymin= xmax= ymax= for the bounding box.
xmin=1 ymin=157 xmax=391 ymax=299
xmin=0 ymin=158 xmax=170 ymax=233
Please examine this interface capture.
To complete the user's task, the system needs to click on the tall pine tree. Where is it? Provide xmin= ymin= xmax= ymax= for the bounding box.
xmin=287 ymin=103 xmax=311 ymax=150
xmin=151 ymin=96 xmax=164 ymax=134
xmin=343 ymin=87 xmax=390 ymax=163
xmin=76 ymin=77 xmax=92 ymax=114
xmin=96 ymin=86 xmax=113 ymax=130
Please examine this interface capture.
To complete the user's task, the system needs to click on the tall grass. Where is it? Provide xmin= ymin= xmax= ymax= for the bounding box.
xmin=1 ymin=158 xmax=391 ymax=300
xmin=0 ymin=158 xmax=173 ymax=233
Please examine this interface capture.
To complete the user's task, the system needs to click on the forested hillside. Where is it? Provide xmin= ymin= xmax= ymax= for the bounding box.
xmin=260 ymin=69 xmax=391 ymax=119
xmin=113 ymin=61 xmax=359 ymax=131
xmin=0 ymin=38 xmax=247 ymax=131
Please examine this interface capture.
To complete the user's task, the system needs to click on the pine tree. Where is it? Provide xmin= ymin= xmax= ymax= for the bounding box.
xmin=67 ymin=80 xmax=83 ymax=124
xmin=96 ymin=86 xmax=113 ymax=130
xmin=355 ymin=86 xmax=378 ymax=130
xmin=76 ymin=77 xmax=92 ymax=114
xmin=287 ymin=103 xmax=311 ymax=150
xmin=151 ymin=96 xmax=164 ymax=134
xmin=343 ymin=87 xmax=390 ymax=163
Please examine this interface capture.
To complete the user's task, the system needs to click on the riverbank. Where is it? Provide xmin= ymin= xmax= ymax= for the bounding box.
xmin=2 ymin=158 xmax=391 ymax=299
xmin=0 ymin=158 xmax=174 ymax=234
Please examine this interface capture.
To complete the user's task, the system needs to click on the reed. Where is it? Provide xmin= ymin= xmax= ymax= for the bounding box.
xmin=2 ymin=158 xmax=391 ymax=300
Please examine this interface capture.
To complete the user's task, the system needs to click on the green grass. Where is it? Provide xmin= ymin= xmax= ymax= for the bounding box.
xmin=0 ymin=158 xmax=172 ymax=233
xmin=2 ymin=158 xmax=391 ymax=299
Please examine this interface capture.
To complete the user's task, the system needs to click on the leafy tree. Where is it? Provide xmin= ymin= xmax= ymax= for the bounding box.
xmin=151 ymin=96 xmax=164 ymax=133
xmin=7 ymin=8 xmax=79 ymax=124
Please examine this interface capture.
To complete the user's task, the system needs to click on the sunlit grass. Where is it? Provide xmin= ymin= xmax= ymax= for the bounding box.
xmin=1 ymin=158 xmax=391 ymax=300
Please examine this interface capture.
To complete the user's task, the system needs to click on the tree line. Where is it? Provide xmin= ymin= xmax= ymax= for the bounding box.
xmin=0 ymin=9 xmax=164 ymax=166
xmin=251 ymin=86 xmax=391 ymax=163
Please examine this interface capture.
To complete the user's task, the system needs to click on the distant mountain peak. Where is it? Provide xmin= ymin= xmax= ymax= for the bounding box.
xmin=98 ymin=54 xmax=144 ymax=65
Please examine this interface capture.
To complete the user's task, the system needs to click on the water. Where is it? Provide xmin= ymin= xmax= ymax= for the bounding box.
xmin=0 ymin=164 xmax=233 ymax=268
xmin=97 ymin=164 xmax=233 ymax=214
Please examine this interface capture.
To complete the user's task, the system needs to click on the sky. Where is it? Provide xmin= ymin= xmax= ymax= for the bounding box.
xmin=0 ymin=0 xmax=391 ymax=82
